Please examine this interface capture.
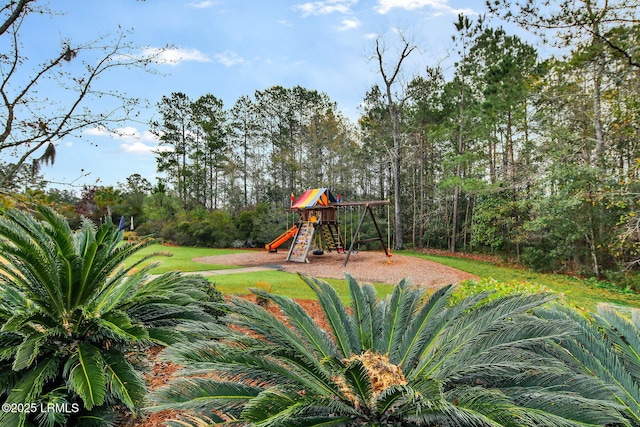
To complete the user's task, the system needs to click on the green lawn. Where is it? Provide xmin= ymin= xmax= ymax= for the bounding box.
xmin=124 ymin=244 xmax=244 ymax=274
xmin=124 ymin=244 xmax=640 ymax=311
xmin=211 ymin=270 xmax=395 ymax=302
xmin=124 ymin=244 xmax=394 ymax=301
xmin=405 ymin=250 xmax=640 ymax=311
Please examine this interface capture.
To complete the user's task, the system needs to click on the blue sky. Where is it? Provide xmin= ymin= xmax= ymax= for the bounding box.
xmin=23 ymin=0 xmax=501 ymax=190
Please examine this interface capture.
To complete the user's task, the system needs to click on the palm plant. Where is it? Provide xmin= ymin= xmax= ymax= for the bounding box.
xmin=0 ymin=206 xmax=220 ymax=427
xmin=536 ymin=303 xmax=640 ymax=426
xmin=150 ymin=274 xmax=626 ymax=426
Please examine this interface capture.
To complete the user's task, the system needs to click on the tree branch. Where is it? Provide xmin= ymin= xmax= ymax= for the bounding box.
xmin=0 ymin=0 xmax=33 ymax=36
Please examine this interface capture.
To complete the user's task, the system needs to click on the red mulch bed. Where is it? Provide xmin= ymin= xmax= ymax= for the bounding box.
xmin=126 ymin=297 xmax=325 ymax=427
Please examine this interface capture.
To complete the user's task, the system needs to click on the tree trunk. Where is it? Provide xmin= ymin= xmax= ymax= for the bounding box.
xmin=393 ymin=116 xmax=403 ymax=250
xmin=592 ymin=52 xmax=605 ymax=167
xmin=375 ymin=35 xmax=416 ymax=250
xmin=450 ymin=96 xmax=464 ymax=253
xmin=419 ymin=132 xmax=426 ymax=249
xmin=450 ymin=181 xmax=460 ymax=253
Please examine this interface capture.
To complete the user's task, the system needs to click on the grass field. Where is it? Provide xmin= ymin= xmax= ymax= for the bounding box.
xmin=210 ymin=270 xmax=396 ymax=301
xmin=406 ymin=251 xmax=640 ymax=311
xmin=125 ymin=244 xmax=640 ymax=311
xmin=125 ymin=244 xmax=244 ymax=274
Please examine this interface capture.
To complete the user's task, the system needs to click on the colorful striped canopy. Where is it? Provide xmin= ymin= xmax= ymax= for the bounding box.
xmin=291 ymin=188 xmax=336 ymax=209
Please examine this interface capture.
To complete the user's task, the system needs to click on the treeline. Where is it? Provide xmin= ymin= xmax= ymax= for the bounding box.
xmin=4 ymin=3 xmax=640 ymax=284
xmin=143 ymin=12 xmax=640 ymax=280
xmin=149 ymin=87 xmax=365 ymax=211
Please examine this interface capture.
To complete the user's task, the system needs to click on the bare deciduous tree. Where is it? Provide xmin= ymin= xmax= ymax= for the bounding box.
xmin=373 ymin=32 xmax=417 ymax=250
xmin=0 ymin=1 xmax=163 ymax=189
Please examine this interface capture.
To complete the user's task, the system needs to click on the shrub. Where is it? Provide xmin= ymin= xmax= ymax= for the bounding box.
xmin=0 ymin=207 xmax=219 ymax=426
xmin=149 ymin=275 xmax=625 ymax=426
xmin=452 ymin=277 xmax=552 ymax=305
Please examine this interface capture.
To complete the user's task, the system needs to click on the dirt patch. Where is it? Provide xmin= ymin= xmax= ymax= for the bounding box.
xmin=194 ymin=249 xmax=476 ymax=290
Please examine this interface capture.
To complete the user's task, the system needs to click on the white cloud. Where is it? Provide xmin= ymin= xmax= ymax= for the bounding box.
xmin=294 ymin=0 xmax=357 ymax=17
xmin=121 ymin=141 xmax=156 ymax=154
xmin=214 ymin=51 xmax=245 ymax=67
xmin=188 ymin=0 xmax=217 ymax=8
xmin=375 ymin=0 xmax=474 ymax=15
xmin=121 ymin=141 xmax=172 ymax=154
xmin=141 ymin=47 xmax=211 ymax=65
xmin=337 ymin=18 xmax=360 ymax=31
xmin=84 ymin=127 xmax=169 ymax=155
xmin=85 ymin=126 xmax=153 ymax=142
xmin=84 ymin=127 xmax=110 ymax=138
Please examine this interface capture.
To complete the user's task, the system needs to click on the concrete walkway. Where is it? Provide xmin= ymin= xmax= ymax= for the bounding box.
xmin=182 ymin=266 xmax=276 ymax=276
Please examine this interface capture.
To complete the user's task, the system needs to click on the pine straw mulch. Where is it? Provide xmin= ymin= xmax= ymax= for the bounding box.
xmin=126 ymin=297 xmax=325 ymax=427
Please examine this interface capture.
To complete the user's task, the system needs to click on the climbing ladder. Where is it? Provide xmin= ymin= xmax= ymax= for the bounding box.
xmin=320 ymin=223 xmax=344 ymax=253
xmin=286 ymin=221 xmax=316 ymax=263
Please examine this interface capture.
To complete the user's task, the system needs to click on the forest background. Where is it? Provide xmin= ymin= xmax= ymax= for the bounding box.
xmin=2 ymin=0 xmax=640 ymax=287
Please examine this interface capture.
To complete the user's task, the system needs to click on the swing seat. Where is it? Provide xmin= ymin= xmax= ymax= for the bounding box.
xmin=312 ymin=249 xmax=324 ymax=256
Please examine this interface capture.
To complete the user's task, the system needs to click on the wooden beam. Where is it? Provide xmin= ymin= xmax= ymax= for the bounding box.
xmin=343 ymin=204 xmax=389 ymax=267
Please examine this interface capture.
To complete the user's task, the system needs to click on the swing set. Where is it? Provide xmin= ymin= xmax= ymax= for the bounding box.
xmin=265 ymin=188 xmax=391 ymax=267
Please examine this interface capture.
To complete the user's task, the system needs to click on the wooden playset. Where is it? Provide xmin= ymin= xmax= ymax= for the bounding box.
xmin=265 ymin=188 xmax=390 ymax=266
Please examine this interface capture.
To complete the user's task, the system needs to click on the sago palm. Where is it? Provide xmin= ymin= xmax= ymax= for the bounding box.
xmin=536 ymin=302 xmax=640 ymax=426
xmin=0 ymin=206 xmax=220 ymax=427
xmin=150 ymin=274 xmax=626 ymax=426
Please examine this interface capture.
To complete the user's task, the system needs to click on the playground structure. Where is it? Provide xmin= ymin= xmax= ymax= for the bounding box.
xmin=264 ymin=225 xmax=298 ymax=252
xmin=265 ymin=188 xmax=390 ymax=266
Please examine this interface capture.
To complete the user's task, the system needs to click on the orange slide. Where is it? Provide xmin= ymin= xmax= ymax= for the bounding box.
xmin=265 ymin=225 xmax=298 ymax=252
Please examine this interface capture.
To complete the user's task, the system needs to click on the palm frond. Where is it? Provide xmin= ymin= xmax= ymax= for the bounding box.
xmin=513 ymin=389 xmax=629 ymax=426
xmin=162 ymin=340 xmax=332 ymax=395
xmin=240 ymin=385 xmax=307 ymax=425
xmin=94 ymin=310 xmax=149 ymax=342
xmin=0 ymin=281 xmax=29 ymax=312
xmin=413 ymin=292 xmax=559 ymax=380
xmin=374 ymin=380 xmax=440 ymax=418
xmin=249 ymin=287 xmax=335 ymax=359
xmin=74 ymin=221 xmax=149 ymax=308
xmin=441 ymin=385 xmax=518 ymax=427
xmin=0 ymin=209 xmax=65 ymax=315
xmin=66 ymin=343 xmax=107 ymax=409
xmin=228 ymin=296 xmax=326 ymax=369
xmin=0 ymin=332 xmax=22 ymax=362
xmin=438 ymin=318 xmax=576 ymax=385
xmin=301 ymin=275 xmax=359 ymax=358
xmin=598 ymin=304 xmax=640 ymax=381
xmin=536 ymin=304 xmax=640 ymax=424
xmin=341 ymin=358 xmax=373 ymax=407
xmin=71 ymin=407 xmax=119 ymax=427
xmin=7 ymin=357 xmax=60 ymax=403
xmin=36 ymin=206 xmax=79 ymax=312
xmin=380 ymin=278 xmax=421 ymax=358
xmin=149 ymin=378 xmax=260 ymax=416
xmin=395 ymin=284 xmax=454 ymax=370
xmin=34 ymin=390 xmax=71 ymax=427
xmin=103 ymin=352 xmax=146 ymax=411
xmin=12 ymin=331 xmax=44 ymax=371
xmin=91 ymin=273 xmax=145 ymax=317
xmin=347 ymin=273 xmax=380 ymax=350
